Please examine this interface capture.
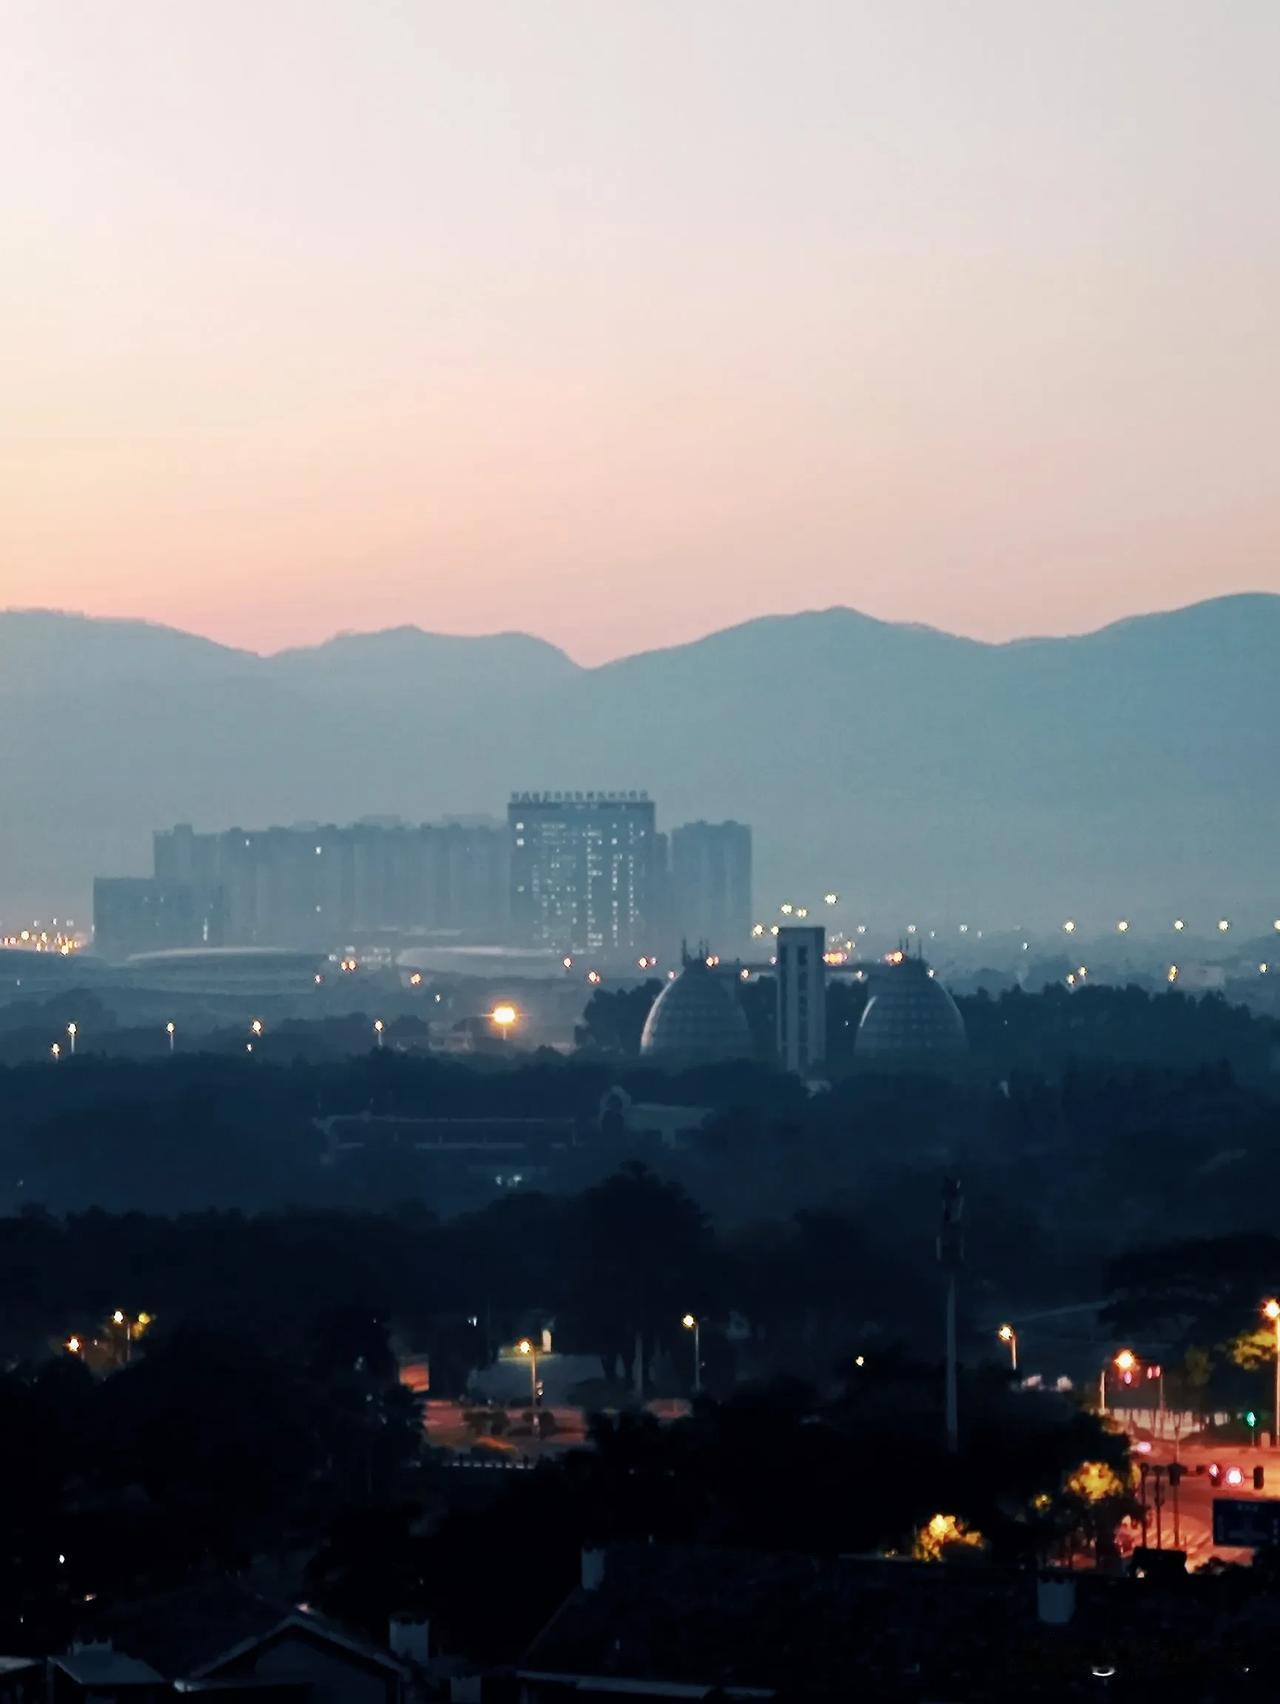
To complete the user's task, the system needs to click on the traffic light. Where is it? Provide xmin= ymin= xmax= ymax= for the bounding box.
xmin=1246 ymin=1410 xmax=1258 ymax=1430
xmin=1254 ymin=1466 xmax=1265 ymax=1490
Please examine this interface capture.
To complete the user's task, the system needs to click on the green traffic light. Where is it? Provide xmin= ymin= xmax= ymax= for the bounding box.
xmin=1246 ymin=1411 xmax=1258 ymax=1428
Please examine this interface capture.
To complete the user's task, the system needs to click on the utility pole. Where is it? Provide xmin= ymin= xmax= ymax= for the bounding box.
xmin=937 ymin=1177 xmax=964 ymax=1454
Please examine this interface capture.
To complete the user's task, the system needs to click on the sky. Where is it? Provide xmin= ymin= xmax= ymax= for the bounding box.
xmin=2 ymin=0 xmax=1278 ymax=664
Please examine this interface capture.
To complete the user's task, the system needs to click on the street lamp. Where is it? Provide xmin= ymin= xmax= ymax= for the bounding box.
xmin=50 ymin=1042 xmax=61 ymax=1062
xmin=111 ymin=1310 xmax=134 ymax=1364
xmin=250 ymin=1019 xmax=263 ymax=1038
xmin=682 ymin=1313 xmax=702 ymax=1394
xmin=491 ymin=1004 xmax=518 ymax=1046
xmin=517 ymin=1337 xmax=539 ymax=1409
xmin=166 ymin=1021 xmax=176 ymax=1053
xmin=997 ymin=1323 xmax=1018 ymax=1372
xmin=67 ymin=1022 xmax=77 ymax=1055
xmin=373 ymin=1019 xmax=384 ymax=1049
xmin=65 ymin=1336 xmax=81 ymax=1355
xmin=1100 ymin=1347 xmax=1138 ymax=1416
xmin=1263 ymin=1299 xmax=1280 ymax=1449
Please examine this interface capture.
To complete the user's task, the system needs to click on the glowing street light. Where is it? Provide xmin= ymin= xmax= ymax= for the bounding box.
xmin=65 ymin=1336 xmax=81 ymax=1355
xmin=50 ymin=1043 xmax=61 ymax=1061
xmin=166 ymin=1020 xmax=176 ymax=1053
xmin=250 ymin=1019 xmax=263 ymax=1038
xmin=517 ymin=1336 xmax=540 ymax=1408
xmin=373 ymin=1018 xmax=384 ymax=1049
xmin=682 ymin=1312 xmax=702 ymax=1394
xmin=1116 ymin=920 xmax=1129 ymax=934
xmin=824 ymin=893 xmax=839 ymax=906
xmin=1218 ymin=919 xmax=1231 ymax=933
xmin=491 ymin=1003 xmax=518 ymax=1045
xmin=1174 ymin=918 xmax=1185 ymax=931
xmin=997 ymin=1324 xmax=1018 ymax=1372
xmin=1263 ymin=1299 xmax=1280 ymax=1450
xmin=1063 ymin=919 xmax=1077 ymax=934
xmin=780 ymin=903 xmax=794 ymax=916
xmin=67 ymin=1022 xmax=77 ymax=1055
xmin=1100 ymin=1347 xmax=1138 ymax=1415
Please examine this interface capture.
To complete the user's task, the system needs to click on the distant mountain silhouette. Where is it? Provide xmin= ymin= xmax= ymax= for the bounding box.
xmin=1 ymin=596 xmax=1275 ymax=928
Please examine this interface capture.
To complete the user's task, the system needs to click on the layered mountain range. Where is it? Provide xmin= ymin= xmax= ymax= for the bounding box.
xmin=1 ymin=594 xmax=1275 ymax=929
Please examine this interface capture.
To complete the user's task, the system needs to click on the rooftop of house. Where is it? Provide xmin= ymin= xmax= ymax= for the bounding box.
xmin=521 ymin=1545 xmax=1280 ymax=1700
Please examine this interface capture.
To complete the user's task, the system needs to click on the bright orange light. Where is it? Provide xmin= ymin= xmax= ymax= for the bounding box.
xmin=1263 ymin=1299 xmax=1280 ymax=1322
xmin=997 ymin=1324 xmax=1014 ymax=1343
xmin=517 ymin=1338 xmax=532 ymax=1355
xmin=1114 ymin=1348 xmax=1137 ymax=1373
xmin=491 ymin=1004 xmax=518 ymax=1029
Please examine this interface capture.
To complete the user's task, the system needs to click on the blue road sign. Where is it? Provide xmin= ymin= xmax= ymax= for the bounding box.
xmin=1212 ymin=1497 xmax=1280 ymax=1548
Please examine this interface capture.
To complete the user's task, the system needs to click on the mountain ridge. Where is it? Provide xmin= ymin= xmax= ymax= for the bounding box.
xmin=5 ymin=589 xmax=1276 ymax=673
xmin=0 ymin=595 xmax=1275 ymax=926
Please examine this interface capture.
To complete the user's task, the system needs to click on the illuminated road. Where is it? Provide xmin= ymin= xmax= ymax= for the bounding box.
xmin=1141 ymin=1440 xmax=1278 ymax=1566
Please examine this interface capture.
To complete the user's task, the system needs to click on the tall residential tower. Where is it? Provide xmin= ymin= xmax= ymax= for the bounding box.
xmin=508 ymin=791 xmax=658 ymax=957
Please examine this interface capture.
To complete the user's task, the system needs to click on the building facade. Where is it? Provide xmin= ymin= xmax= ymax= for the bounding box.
xmin=508 ymin=791 xmax=658 ymax=957
xmin=668 ymin=820 xmax=752 ymax=954
xmin=92 ymin=876 xmax=221 ymax=961
xmin=96 ymin=819 xmax=508 ymax=959
xmin=776 ymin=923 xmax=827 ymax=1076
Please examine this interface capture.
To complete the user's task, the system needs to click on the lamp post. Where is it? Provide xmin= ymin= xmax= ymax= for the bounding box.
xmin=517 ymin=1337 xmax=539 ymax=1409
xmin=112 ymin=1310 xmax=132 ymax=1366
xmin=682 ymin=1313 xmax=702 ymax=1394
xmin=491 ymin=1004 xmax=518 ymax=1047
xmin=67 ymin=1022 xmax=77 ymax=1056
xmin=374 ymin=1019 xmax=384 ymax=1050
xmin=997 ymin=1324 xmax=1018 ymax=1372
xmin=166 ymin=1021 xmax=176 ymax=1054
xmin=50 ymin=1043 xmax=61 ymax=1062
xmin=1263 ymin=1299 xmax=1280 ymax=1449
xmin=1101 ymin=1348 xmax=1137 ymax=1419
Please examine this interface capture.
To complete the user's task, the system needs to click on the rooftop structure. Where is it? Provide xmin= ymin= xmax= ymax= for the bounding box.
xmin=639 ymin=955 xmax=751 ymax=1066
xmin=855 ymin=949 xmax=967 ymax=1074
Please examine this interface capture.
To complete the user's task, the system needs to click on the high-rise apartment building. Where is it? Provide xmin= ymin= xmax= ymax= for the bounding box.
xmin=508 ymin=791 xmax=658 ymax=957
xmin=776 ymin=924 xmax=827 ymax=1076
xmin=95 ymin=819 xmax=510 ymax=958
xmin=669 ymin=820 xmax=752 ymax=953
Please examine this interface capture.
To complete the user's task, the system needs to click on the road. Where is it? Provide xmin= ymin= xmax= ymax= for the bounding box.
xmin=1138 ymin=1438 xmax=1278 ymax=1566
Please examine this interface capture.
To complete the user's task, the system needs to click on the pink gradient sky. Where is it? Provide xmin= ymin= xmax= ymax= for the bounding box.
xmin=2 ymin=0 xmax=1278 ymax=664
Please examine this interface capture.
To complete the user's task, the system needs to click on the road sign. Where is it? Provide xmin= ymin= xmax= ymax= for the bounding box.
xmin=1212 ymin=1497 xmax=1280 ymax=1548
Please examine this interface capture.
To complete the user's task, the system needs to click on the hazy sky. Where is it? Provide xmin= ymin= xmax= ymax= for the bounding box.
xmin=2 ymin=0 xmax=1278 ymax=663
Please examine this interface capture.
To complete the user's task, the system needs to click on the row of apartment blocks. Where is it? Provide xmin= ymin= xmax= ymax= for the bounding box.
xmin=92 ymin=799 xmax=752 ymax=963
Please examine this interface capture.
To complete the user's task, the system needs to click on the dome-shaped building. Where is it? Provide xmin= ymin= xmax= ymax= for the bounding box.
xmin=640 ymin=957 xmax=752 ymax=1066
xmin=855 ymin=951 xmax=967 ymax=1076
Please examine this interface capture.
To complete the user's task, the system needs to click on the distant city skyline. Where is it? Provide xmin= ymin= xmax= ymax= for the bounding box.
xmin=4 ymin=1 xmax=1279 ymax=664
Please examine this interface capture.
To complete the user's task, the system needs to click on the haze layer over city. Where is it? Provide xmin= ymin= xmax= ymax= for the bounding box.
xmin=2 ymin=2 xmax=1280 ymax=1695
